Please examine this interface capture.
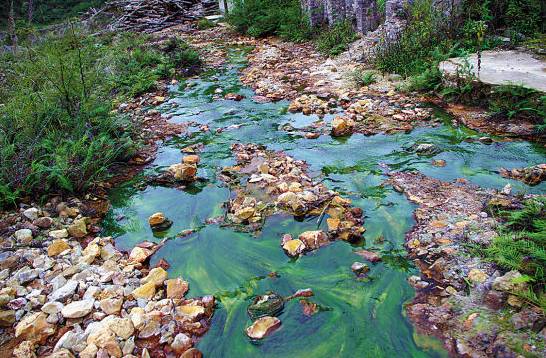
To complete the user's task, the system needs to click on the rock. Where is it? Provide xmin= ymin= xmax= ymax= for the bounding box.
xmin=355 ymin=249 xmax=381 ymax=263
xmin=169 ymin=163 xmax=197 ymax=181
xmin=492 ymin=271 xmax=528 ymax=293
xmin=176 ymin=305 xmax=205 ymax=320
xmin=478 ymin=137 xmax=493 ymax=144
xmin=33 ymin=216 xmax=53 ymax=229
xmin=79 ymin=344 xmax=98 ymax=358
xmin=61 ymin=299 xmax=94 ymax=318
xmin=171 ymin=333 xmax=192 ymax=354
xmin=468 ymin=269 xmax=488 ymax=284
xmin=41 ymin=301 xmax=64 ymax=315
xmin=14 ymin=229 xmax=33 ymax=242
xmin=87 ymin=326 xmax=121 ymax=357
xmin=351 ymin=262 xmax=369 ymax=276
xmin=331 ymin=116 xmax=354 ymax=137
xmin=100 ymin=298 xmax=123 ymax=315
xmin=305 ymin=132 xmax=320 ymax=139
xmin=148 ymin=212 xmax=170 ymax=230
xmin=16 ymin=267 xmax=38 ymax=283
xmin=122 ymin=337 xmax=135 ymax=355
xmin=49 ymin=229 xmax=68 ymax=239
xmin=282 ymin=239 xmax=305 ymax=257
xmin=234 ymin=206 xmax=255 ymax=220
xmin=298 ymin=230 xmax=329 ymax=250
xmin=0 ymin=309 xmax=16 ymax=327
xmin=48 ymin=240 xmax=71 ymax=257
xmin=511 ymin=308 xmax=544 ymax=330
xmin=128 ymin=247 xmax=153 ymax=264
xmin=23 ymin=208 xmax=40 ymax=221
xmin=432 ymin=159 xmax=446 ymax=167
xmin=14 ymin=341 xmax=36 ymax=358
xmin=132 ymin=282 xmax=156 ymax=300
xmin=15 ymin=312 xmax=55 ymax=342
xmin=483 ymin=290 xmax=507 ymax=310
xmin=49 ymin=280 xmax=78 ymax=302
xmin=247 ymin=293 xmax=284 ymax=320
xmin=180 ymin=348 xmax=202 ymax=358
xmin=141 ymin=267 xmax=168 ymax=287
xmin=183 ymin=155 xmax=200 ymax=164
xmin=410 ymin=143 xmax=441 ymax=156
xmin=166 ymin=278 xmax=189 ymax=299
xmin=245 ymin=316 xmax=281 ymax=339
xmin=46 ymin=349 xmax=75 ymax=358
xmin=54 ymin=326 xmax=87 ymax=352
xmin=109 ymin=317 xmax=134 ymax=339
xmin=300 ymin=299 xmax=318 ymax=316
xmin=68 ymin=219 xmax=87 ymax=238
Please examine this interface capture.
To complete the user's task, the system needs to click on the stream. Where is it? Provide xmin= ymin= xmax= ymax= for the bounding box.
xmin=102 ymin=48 xmax=546 ymax=357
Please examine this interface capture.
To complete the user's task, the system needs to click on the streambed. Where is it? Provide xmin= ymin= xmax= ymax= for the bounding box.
xmin=102 ymin=48 xmax=546 ymax=357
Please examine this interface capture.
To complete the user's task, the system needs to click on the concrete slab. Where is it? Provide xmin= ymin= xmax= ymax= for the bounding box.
xmin=439 ymin=50 xmax=546 ymax=92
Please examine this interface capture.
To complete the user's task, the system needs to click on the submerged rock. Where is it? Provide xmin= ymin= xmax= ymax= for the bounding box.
xmin=245 ymin=316 xmax=281 ymax=340
xmin=499 ymin=164 xmax=546 ymax=186
xmin=351 ymin=262 xmax=370 ymax=277
xmin=409 ymin=143 xmax=442 ymax=156
xmin=247 ymin=293 xmax=284 ymax=320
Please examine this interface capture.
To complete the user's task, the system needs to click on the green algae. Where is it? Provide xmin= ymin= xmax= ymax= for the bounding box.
xmin=101 ymin=48 xmax=545 ymax=357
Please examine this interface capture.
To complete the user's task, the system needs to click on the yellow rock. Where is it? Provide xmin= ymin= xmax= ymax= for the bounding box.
xmin=47 ymin=240 xmax=71 ymax=257
xmin=182 ymin=155 xmax=200 ymax=164
xmin=235 ymin=207 xmax=255 ymax=220
xmin=288 ymin=182 xmax=302 ymax=193
xmin=15 ymin=312 xmax=54 ymax=342
xmin=132 ymin=281 xmax=156 ymax=300
xmin=128 ymin=247 xmax=152 ymax=264
xmin=169 ymin=163 xmax=197 ymax=181
xmin=68 ymin=218 xmax=87 ymax=238
xmin=468 ymin=269 xmax=488 ymax=283
xmin=148 ymin=212 xmax=166 ymax=227
xmin=166 ymin=278 xmax=189 ymax=299
xmin=176 ymin=305 xmax=205 ymax=320
xmin=331 ymin=196 xmax=351 ymax=206
xmin=82 ymin=243 xmax=100 ymax=258
xmin=282 ymin=239 xmax=305 ymax=257
xmin=141 ymin=267 xmax=168 ymax=287
xmin=326 ymin=218 xmax=340 ymax=231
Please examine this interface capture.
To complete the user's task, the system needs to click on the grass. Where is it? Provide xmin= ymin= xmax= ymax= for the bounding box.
xmin=197 ymin=18 xmax=216 ymax=30
xmin=315 ymin=21 xmax=359 ymax=57
xmin=0 ymin=31 xmax=201 ymax=208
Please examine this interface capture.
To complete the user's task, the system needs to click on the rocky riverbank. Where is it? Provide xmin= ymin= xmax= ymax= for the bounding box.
xmin=388 ymin=172 xmax=545 ymax=357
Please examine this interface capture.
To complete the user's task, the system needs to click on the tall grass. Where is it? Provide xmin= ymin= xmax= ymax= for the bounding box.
xmin=0 ymin=31 xmax=201 ymax=208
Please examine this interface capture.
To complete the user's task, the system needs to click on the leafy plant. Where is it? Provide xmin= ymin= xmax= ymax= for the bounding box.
xmin=197 ymin=18 xmax=216 ymax=30
xmin=349 ymin=69 xmax=377 ymax=88
xmin=489 ymin=85 xmax=546 ymax=123
xmin=315 ymin=20 xmax=358 ymax=56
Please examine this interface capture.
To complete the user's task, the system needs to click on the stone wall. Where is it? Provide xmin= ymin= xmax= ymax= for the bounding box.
xmin=301 ymin=0 xmax=461 ymax=34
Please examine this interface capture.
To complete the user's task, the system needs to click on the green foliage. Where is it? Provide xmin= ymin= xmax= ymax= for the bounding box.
xmin=349 ymin=69 xmax=377 ymax=88
xmin=197 ymin=18 xmax=216 ymax=30
xmin=227 ymin=0 xmax=312 ymax=42
xmin=315 ymin=21 xmax=359 ymax=57
xmin=480 ymin=197 xmax=546 ymax=312
xmin=0 ymin=31 xmax=201 ymax=208
xmin=489 ymin=85 xmax=546 ymax=124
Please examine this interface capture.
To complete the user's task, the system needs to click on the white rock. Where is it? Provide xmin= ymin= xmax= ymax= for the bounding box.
xmin=49 ymin=280 xmax=78 ymax=302
xmin=49 ymin=229 xmax=69 ymax=239
xmin=61 ymin=299 xmax=95 ymax=318
xmin=14 ymin=229 xmax=33 ymax=242
xmin=23 ymin=208 xmax=39 ymax=221
xmin=42 ymin=301 xmax=64 ymax=315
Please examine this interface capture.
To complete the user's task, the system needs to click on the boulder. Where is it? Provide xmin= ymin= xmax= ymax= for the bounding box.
xmin=100 ymin=298 xmax=123 ymax=315
xmin=171 ymin=333 xmax=192 ymax=354
xmin=298 ymin=231 xmax=329 ymax=250
xmin=282 ymin=239 xmax=305 ymax=257
xmin=169 ymin=163 xmax=197 ymax=181
xmin=49 ymin=229 xmax=68 ymax=239
xmin=132 ymin=282 xmax=156 ymax=300
xmin=108 ymin=317 xmax=134 ymax=340
xmin=68 ymin=219 xmax=87 ymax=238
xmin=128 ymin=247 xmax=153 ymax=264
xmin=492 ymin=271 xmax=528 ymax=293
xmin=15 ymin=229 xmax=33 ymax=242
xmin=331 ymin=116 xmax=354 ymax=137
xmin=0 ymin=309 xmax=16 ymax=327
xmin=15 ymin=312 xmax=55 ymax=342
xmin=182 ymin=155 xmax=200 ymax=164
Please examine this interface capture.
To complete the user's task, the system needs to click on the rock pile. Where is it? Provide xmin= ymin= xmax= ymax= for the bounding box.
xmin=219 ymin=144 xmax=365 ymax=253
xmin=0 ymin=202 xmax=214 ymax=357
xmin=388 ymin=171 xmax=545 ymax=357
xmin=499 ymin=163 xmax=546 ymax=186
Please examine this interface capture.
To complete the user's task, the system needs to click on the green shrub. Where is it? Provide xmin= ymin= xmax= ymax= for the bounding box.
xmin=0 ymin=31 xmax=200 ymax=208
xmin=315 ymin=21 xmax=359 ymax=57
xmin=349 ymin=69 xmax=377 ymax=88
xmin=489 ymin=85 xmax=546 ymax=123
xmin=227 ymin=0 xmax=312 ymax=42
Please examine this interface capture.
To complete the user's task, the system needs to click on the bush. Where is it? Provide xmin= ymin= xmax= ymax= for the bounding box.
xmin=315 ymin=21 xmax=359 ymax=57
xmin=489 ymin=85 xmax=546 ymax=124
xmin=0 ymin=31 xmax=201 ymax=208
xmin=227 ymin=0 xmax=312 ymax=42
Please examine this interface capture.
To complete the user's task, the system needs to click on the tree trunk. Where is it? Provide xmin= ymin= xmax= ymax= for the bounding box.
xmin=8 ymin=0 xmax=18 ymax=54
xmin=28 ymin=0 xmax=34 ymax=24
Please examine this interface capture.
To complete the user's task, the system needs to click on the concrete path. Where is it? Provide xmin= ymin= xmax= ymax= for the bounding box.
xmin=439 ymin=50 xmax=546 ymax=92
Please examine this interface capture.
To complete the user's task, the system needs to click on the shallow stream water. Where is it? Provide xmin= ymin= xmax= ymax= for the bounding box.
xmin=102 ymin=48 xmax=546 ymax=357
